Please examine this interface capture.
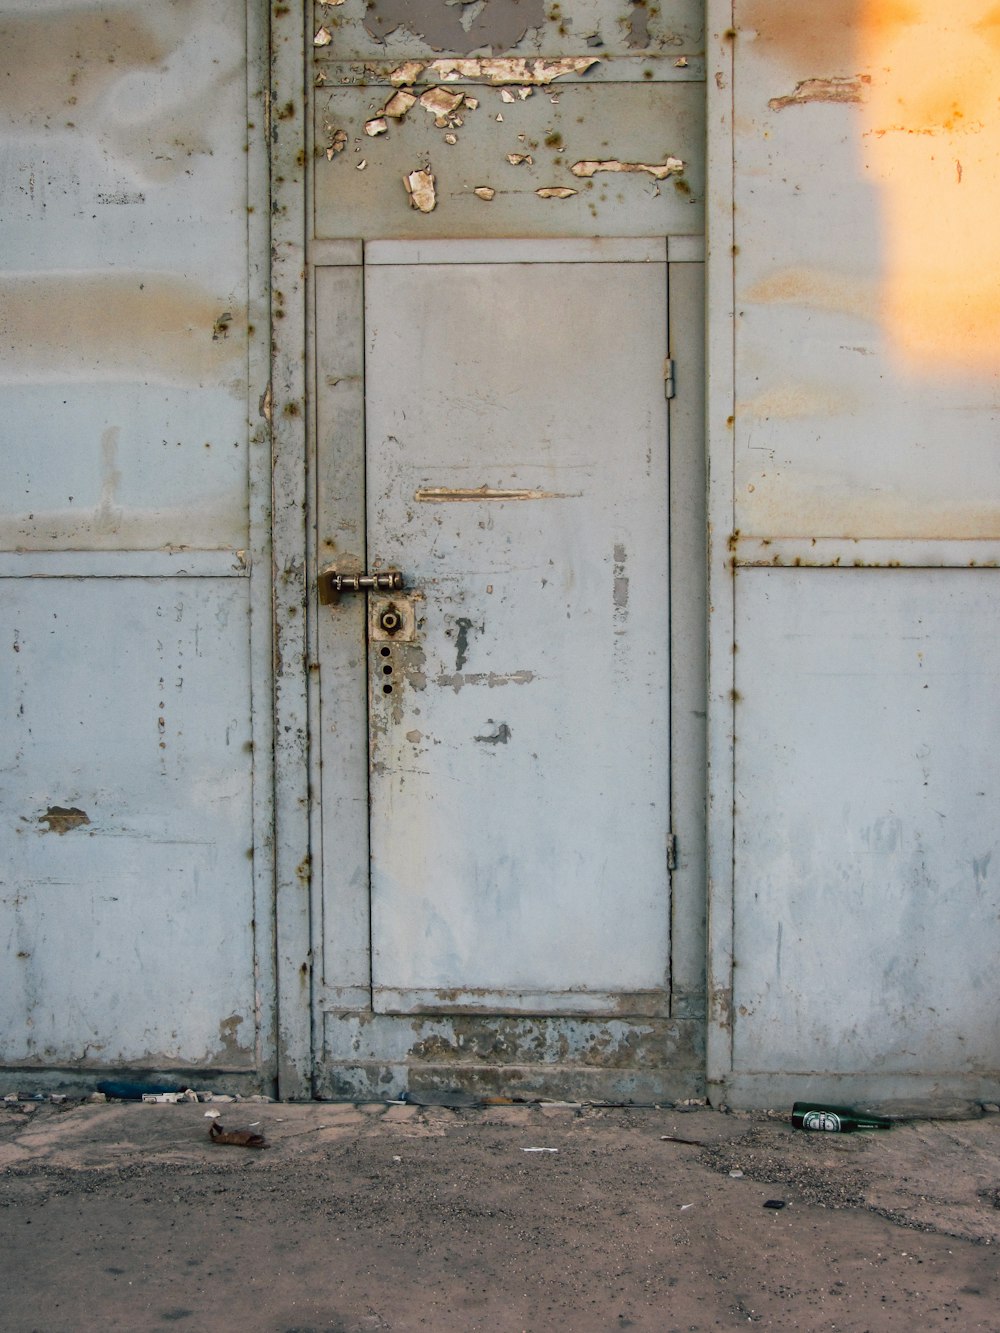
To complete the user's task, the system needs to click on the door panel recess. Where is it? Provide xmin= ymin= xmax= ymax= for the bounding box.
xmin=316 ymin=246 xmax=671 ymax=1021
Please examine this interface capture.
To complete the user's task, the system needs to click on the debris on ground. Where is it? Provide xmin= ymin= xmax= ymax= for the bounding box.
xmin=208 ymin=1122 xmax=270 ymax=1149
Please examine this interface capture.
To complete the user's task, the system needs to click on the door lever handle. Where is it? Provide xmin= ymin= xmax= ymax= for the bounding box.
xmin=318 ymin=567 xmax=403 ymax=605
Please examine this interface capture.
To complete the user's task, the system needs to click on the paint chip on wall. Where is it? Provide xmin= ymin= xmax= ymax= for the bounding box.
xmin=404 ymin=167 xmax=437 ymax=212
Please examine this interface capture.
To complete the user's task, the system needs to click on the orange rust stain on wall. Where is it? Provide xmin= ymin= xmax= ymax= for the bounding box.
xmin=0 ymin=274 xmax=245 ymax=385
xmin=0 ymin=11 xmax=168 ymax=123
xmin=737 ymin=471 xmax=1000 ymax=542
xmin=742 ymin=269 xmax=878 ymax=322
xmin=738 ymin=0 xmax=867 ymax=74
xmin=739 ymin=0 xmax=920 ymax=73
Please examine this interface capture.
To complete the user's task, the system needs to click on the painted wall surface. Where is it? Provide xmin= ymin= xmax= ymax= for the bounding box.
xmin=709 ymin=2 xmax=1000 ymax=1106
xmin=0 ymin=0 xmax=272 ymax=1085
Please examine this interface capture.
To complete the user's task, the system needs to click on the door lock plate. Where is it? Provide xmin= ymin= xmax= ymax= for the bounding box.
xmin=369 ymin=596 xmax=418 ymax=642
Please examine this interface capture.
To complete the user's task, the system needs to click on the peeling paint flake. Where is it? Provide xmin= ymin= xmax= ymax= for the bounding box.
xmin=389 ymin=59 xmax=425 ymax=87
xmin=425 ymin=57 xmax=600 ymax=86
xmin=419 ymin=86 xmax=465 ymax=120
xmin=769 ymin=76 xmax=871 ymax=111
xmin=386 ymin=56 xmax=594 ymax=87
xmin=571 ymin=157 xmax=684 ymax=180
xmin=506 ymin=152 xmax=533 ymax=166
xmin=313 ymin=26 xmax=332 ymax=47
xmin=536 ymin=187 xmax=577 ymax=199
xmin=364 ymin=117 xmax=388 ymax=137
xmin=383 ymin=89 xmax=417 ymax=119
xmin=404 ymin=167 xmax=436 ymax=213
xmin=473 ymin=187 xmax=496 ymax=201
xmin=325 ymin=128 xmax=348 ymax=159
xmin=414 ymin=485 xmax=578 ymax=502
xmin=38 ymin=806 xmax=90 ymax=835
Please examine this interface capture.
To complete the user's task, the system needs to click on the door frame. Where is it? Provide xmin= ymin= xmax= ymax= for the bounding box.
xmin=268 ymin=2 xmax=709 ymax=1100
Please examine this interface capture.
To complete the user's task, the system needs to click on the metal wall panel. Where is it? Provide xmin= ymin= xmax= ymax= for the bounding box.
xmin=0 ymin=579 xmax=256 ymax=1067
xmin=730 ymin=1 xmax=1000 ymax=543
xmin=314 ymin=75 xmax=704 ymax=240
xmin=708 ymin=3 xmax=1000 ymax=1107
xmin=0 ymin=0 xmax=252 ymax=551
xmin=0 ymin=0 xmax=273 ymax=1088
xmin=731 ymin=569 xmax=1000 ymax=1098
xmin=311 ymin=0 xmax=705 ymax=242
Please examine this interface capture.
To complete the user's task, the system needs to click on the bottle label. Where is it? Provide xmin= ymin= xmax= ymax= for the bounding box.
xmin=801 ymin=1110 xmax=842 ymax=1132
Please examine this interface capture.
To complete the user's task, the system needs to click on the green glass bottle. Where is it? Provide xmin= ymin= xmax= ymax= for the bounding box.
xmin=791 ymin=1101 xmax=894 ymax=1133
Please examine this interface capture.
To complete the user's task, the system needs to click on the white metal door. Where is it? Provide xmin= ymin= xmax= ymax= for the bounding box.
xmin=316 ymin=240 xmax=671 ymax=1025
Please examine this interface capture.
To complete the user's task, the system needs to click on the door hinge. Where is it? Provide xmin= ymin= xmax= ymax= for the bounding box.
xmin=663 ymin=357 xmax=675 ymax=400
xmin=667 ymin=832 xmax=677 ymax=872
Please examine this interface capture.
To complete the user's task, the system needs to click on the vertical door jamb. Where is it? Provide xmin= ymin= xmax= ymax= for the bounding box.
xmin=246 ymin=0 xmax=280 ymax=1092
xmin=269 ymin=0 xmax=313 ymax=1099
xmin=705 ymin=0 xmax=738 ymax=1105
xmin=667 ymin=238 xmax=708 ymax=1028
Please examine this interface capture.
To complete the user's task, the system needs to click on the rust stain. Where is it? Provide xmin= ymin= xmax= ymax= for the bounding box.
xmin=0 ymin=11 xmax=168 ymax=124
xmin=738 ymin=0 xmax=893 ymax=75
xmin=0 ymin=275 xmax=245 ymax=386
xmin=738 ymin=382 xmax=850 ymax=420
xmin=414 ymin=485 xmax=580 ymax=502
xmin=768 ymin=75 xmax=871 ymax=110
xmin=741 ymin=268 xmax=878 ymax=321
xmin=0 ymin=10 xmax=233 ymax=181
xmin=38 ymin=806 xmax=90 ymax=835
xmin=737 ymin=471 xmax=1000 ymax=540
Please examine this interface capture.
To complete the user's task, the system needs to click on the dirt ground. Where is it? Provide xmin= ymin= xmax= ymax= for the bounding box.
xmin=2 ymin=1097 xmax=999 ymax=1332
